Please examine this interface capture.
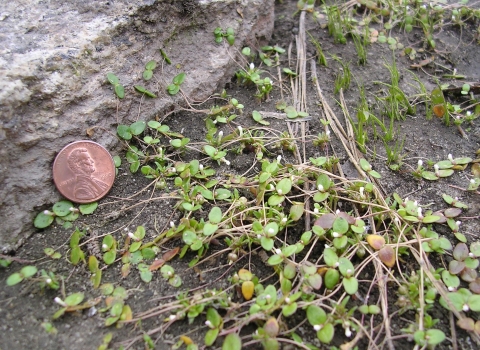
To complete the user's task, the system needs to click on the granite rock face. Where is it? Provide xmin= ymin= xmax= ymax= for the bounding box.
xmin=0 ymin=0 xmax=274 ymax=252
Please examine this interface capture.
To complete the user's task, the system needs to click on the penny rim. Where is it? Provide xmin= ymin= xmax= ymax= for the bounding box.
xmin=52 ymin=140 xmax=115 ymax=204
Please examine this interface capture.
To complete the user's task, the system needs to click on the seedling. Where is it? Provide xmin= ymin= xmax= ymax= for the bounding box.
xmin=6 ymin=265 xmax=38 ymax=286
xmin=167 ymin=72 xmax=186 ymax=95
xmin=106 ymin=73 xmax=125 ymax=98
xmin=213 ymin=27 xmax=235 ymax=45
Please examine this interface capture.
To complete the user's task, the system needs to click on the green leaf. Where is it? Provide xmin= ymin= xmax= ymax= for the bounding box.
xmin=106 ymin=73 xmax=119 ymax=85
xmin=267 ymin=254 xmax=284 ymax=266
xmin=425 ymin=329 xmax=446 ymax=345
xmin=145 ymin=60 xmax=157 ymax=70
xmin=117 ymin=125 xmax=132 ymax=140
xmin=64 ymin=292 xmax=84 ymax=306
xmin=114 ymin=84 xmax=125 ymax=99
xmin=34 ymin=212 xmax=54 ymax=228
xmin=6 ymin=272 xmax=23 ymax=286
xmin=268 ymin=194 xmax=285 ymax=206
xmin=317 ymin=323 xmax=334 ymax=344
xmin=324 ymin=268 xmax=340 ymax=289
xmin=140 ymin=270 xmax=153 ymax=283
xmin=282 ymin=245 xmax=297 ymax=257
xmin=264 ymin=222 xmax=279 ymax=237
xmin=209 ymin=207 xmax=222 ymax=224
xmin=323 ymin=248 xmax=338 ymax=267
xmin=307 ymin=305 xmax=327 ymax=325
xmin=141 ymin=248 xmax=156 ymax=260
xmin=173 ymin=72 xmax=186 ymax=85
xmin=222 ymin=334 xmax=242 ymax=350
xmin=135 ymin=85 xmax=157 ymax=97
xmin=103 ymin=250 xmax=116 ymax=265
xmin=130 ymin=121 xmax=146 ymax=135
xmin=282 ymin=302 xmax=298 ymax=317
xmin=79 ymin=202 xmax=98 ymax=215
xmin=261 ymin=236 xmax=274 ymax=251
xmin=207 ymin=307 xmax=222 ymax=327
xmin=343 ymin=276 xmax=358 ymax=295
xmin=203 ymin=223 xmax=218 ymax=236
xmin=276 ymin=178 xmax=292 ymax=195
xmin=53 ymin=200 xmax=74 ymax=217
xmin=289 ymin=203 xmax=304 ymax=221
xmin=338 ymin=257 xmax=355 ymax=277
xmin=167 ymin=84 xmax=180 ymax=95
xmin=205 ymin=328 xmax=220 ymax=346
xmin=332 ymin=216 xmax=349 ymax=234
xmin=469 ymin=295 xmax=480 ymax=311
xmin=143 ymin=70 xmax=153 ymax=80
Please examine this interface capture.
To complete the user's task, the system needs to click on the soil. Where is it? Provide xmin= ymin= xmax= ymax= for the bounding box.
xmin=1 ymin=1 xmax=479 ymax=350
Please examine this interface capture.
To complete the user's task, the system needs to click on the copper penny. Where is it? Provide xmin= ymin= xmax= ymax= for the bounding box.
xmin=52 ymin=140 xmax=115 ymax=204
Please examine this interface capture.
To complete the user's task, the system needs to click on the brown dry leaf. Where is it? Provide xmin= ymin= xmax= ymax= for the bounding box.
xmin=120 ymin=305 xmax=132 ymax=321
xmin=121 ymin=263 xmax=131 ymax=278
xmin=457 ymin=317 xmax=475 ymax=331
xmin=366 ymin=234 xmax=385 ymax=250
xmin=86 ymin=128 xmax=95 ymax=137
xmin=180 ymin=335 xmax=194 ymax=345
xmin=162 ymin=247 xmax=180 ymax=262
xmin=433 ymin=104 xmax=446 ymax=118
xmin=410 ymin=56 xmax=434 ymax=68
xmin=472 ymin=163 xmax=480 ymax=178
xmin=378 ymin=246 xmax=395 ymax=268
xmin=241 ymin=280 xmax=254 ymax=300
xmin=149 ymin=259 xmax=165 ymax=271
xmin=236 ymin=7 xmax=243 ymax=18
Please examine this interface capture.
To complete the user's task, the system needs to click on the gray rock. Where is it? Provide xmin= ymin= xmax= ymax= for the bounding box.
xmin=0 ymin=0 xmax=274 ymax=252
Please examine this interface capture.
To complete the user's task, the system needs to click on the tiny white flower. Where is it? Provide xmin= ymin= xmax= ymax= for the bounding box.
xmin=128 ymin=232 xmax=135 ymax=239
xmin=205 ymin=320 xmax=213 ymax=328
xmin=269 ymin=184 xmax=275 ymax=190
xmin=43 ymin=210 xmax=52 ymax=215
xmin=223 ymin=158 xmax=231 ymax=166
xmin=218 ymin=131 xmax=223 ymax=138
xmin=418 ymin=159 xmax=423 ymax=167
xmin=470 ymin=179 xmax=475 ymax=184
xmin=466 ymin=111 xmax=472 ymax=116
xmin=170 ymin=221 xmax=175 ymax=228
xmin=346 ymin=269 xmax=352 ymax=275
xmin=213 ymin=119 xmax=217 ymax=124
xmin=54 ymin=297 xmax=67 ymax=307
xmin=359 ymin=187 xmax=365 ymax=197
xmin=169 ymin=315 xmax=176 ymax=321
xmin=250 ymin=62 xmax=255 ymax=70
xmin=456 ymin=221 xmax=461 ymax=226
xmin=335 ymin=261 xmax=340 ymax=267
xmin=268 ymin=228 xmax=275 ymax=235
xmin=414 ymin=201 xmax=418 ymax=206
xmin=318 ymin=184 xmax=324 ymax=192
xmin=448 ymin=286 xmax=455 ymax=292
xmin=69 ymin=207 xmax=75 ymax=212
xmin=314 ymin=208 xmax=319 ymax=214
xmin=285 ymin=297 xmax=291 ymax=304
xmin=277 ymin=155 xmax=282 ymax=163
xmin=448 ymin=154 xmax=454 ymax=162
xmin=469 ymin=252 xmax=474 ymax=258
xmin=345 ymin=327 xmax=352 ymax=337
xmin=324 ymin=244 xmax=330 ymax=249
xmin=265 ymin=294 xmax=271 ymax=300
xmin=199 ymin=164 xmax=204 ymax=171
xmin=332 ymin=232 xmax=340 ymax=238
xmin=167 ymin=271 xmax=172 ymax=276
xmin=237 ymin=125 xmax=243 ymax=134
xmin=326 ymin=129 xmax=331 ymax=136
xmin=313 ymin=324 xmax=322 ymax=331
xmin=46 ymin=278 xmax=52 ymax=284
xmin=336 ymin=209 xmax=340 ymax=214
xmin=434 ymin=164 xmax=439 ymax=172
xmin=281 ymin=217 xmax=287 ymax=223
xmin=257 ymin=234 xmax=262 ymax=239
xmin=277 ymin=189 xmax=283 ymax=195
xmin=463 ymin=304 xmax=469 ymax=312
xmin=417 ymin=207 xmax=423 ymax=218
xmin=275 ymin=248 xmax=282 ymax=255
xmin=102 ymin=244 xmax=108 ymax=250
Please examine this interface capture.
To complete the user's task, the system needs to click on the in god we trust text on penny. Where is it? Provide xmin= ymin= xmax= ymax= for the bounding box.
xmin=52 ymin=141 xmax=115 ymax=203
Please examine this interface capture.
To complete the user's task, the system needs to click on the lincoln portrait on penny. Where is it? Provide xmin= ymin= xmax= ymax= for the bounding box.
xmin=67 ymin=148 xmax=109 ymax=200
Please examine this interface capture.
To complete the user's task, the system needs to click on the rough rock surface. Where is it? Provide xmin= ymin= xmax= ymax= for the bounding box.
xmin=0 ymin=0 xmax=274 ymax=252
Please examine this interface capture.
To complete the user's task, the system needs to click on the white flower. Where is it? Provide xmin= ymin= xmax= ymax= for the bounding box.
xmin=418 ymin=159 xmax=423 ymax=167
xmin=281 ymin=217 xmax=287 ymax=223
xmin=471 ymin=179 xmax=476 ymax=184
xmin=46 ymin=278 xmax=52 ymax=284
xmin=417 ymin=207 xmax=423 ymax=218
xmin=346 ymin=269 xmax=352 ymax=275
xmin=218 ymin=131 xmax=223 ymax=138
xmin=277 ymin=155 xmax=282 ymax=163
xmin=448 ymin=154 xmax=454 ymax=162
xmin=268 ymin=228 xmax=275 ymax=235
xmin=469 ymin=252 xmax=474 ymax=258
xmin=326 ymin=129 xmax=331 ymax=136
xmin=466 ymin=111 xmax=472 ymax=116
xmin=170 ymin=221 xmax=175 ymax=228
xmin=275 ymin=248 xmax=282 ymax=255
xmin=199 ymin=164 xmax=204 ymax=171
xmin=285 ymin=297 xmax=291 ymax=304
xmin=250 ymin=62 xmax=255 ymax=70
xmin=336 ymin=209 xmax=340 ymax=214
xmin=169 ymin=315 xmax=176 ymax=321
xmin=277 ymin=189 xmax=283 ymax=195
xmin=448 ymin=286 xmax=455 ymax=292
xmin=54 ymin=297 xmax=67 ymax=307
xmin=318 ymin=184 xmax=324 ymax=192
xmin=313 ymin=324 xmax=322 ymax=331
xmin=314 ymin=208 xmax=319 ymax=214
xmin=334 ymin=262 xmax=340 ymax=267
xmin=43 ymin=210 xmax=52 ymax=215
xmin=102 ymin=244 xmax=109 ymax=250
xmin=222 ymin=158 xmax=231 ymax=166
xmin=332 ymin=232 xmax=340 ymax=238
xmin=463 ymin=304 xmax=469 ymax=312
xmin=434 ymin=164 xmax=439 ymax=172
xmin=205 ymin=320 xmax=213 ymax=328
xmin=237 ymin=125 xmax=243 ymax=135
xmin=257 ymin=234 xmax=262 ymax=239
xmin=359 ymin=187 xmax=365 ymax=197
xmin=269 ymin=184 xmax=275 ymax=190
xmin=345 ymin=326 xmax=352 ymax=337
xmin=265 ymin=294 xmax=271 ymax=300
xmin=69 ymin=207 xmax=75 ymax=212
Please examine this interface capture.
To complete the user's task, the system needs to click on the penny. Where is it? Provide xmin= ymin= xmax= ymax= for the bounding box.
xmin=52 ymin=140 xmax=115 ymax=204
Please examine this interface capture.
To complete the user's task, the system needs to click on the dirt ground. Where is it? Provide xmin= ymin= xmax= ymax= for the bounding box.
xmin=1 ymin=1 xmax=479 ymax=349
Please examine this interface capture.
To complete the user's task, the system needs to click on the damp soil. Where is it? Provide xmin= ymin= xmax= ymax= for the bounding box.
xmin=1 ymin=1 xmax=480 ymax=350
